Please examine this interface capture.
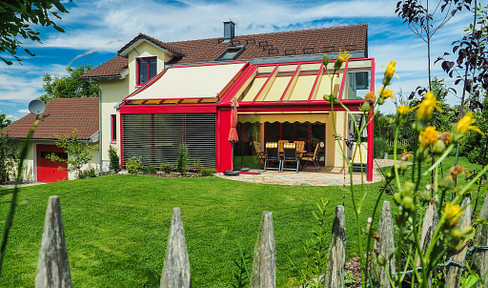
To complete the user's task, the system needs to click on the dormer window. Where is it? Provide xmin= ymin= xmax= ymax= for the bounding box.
xmin=217 ymin=46 xmax=245 ymax=61
xmin=137 ymin=56 xmax=157 ymax=85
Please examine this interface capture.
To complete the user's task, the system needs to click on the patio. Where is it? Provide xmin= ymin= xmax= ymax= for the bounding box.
xmin=218 ymin=158 xmax=395 ymax=186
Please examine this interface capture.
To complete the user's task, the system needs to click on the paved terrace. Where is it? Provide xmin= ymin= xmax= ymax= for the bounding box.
xmin=217 ymin=159 xmax=397 ymax=186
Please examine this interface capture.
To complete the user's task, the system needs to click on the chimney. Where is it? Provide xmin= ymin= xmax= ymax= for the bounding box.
xmin=223 ymin=19 xmax=235 ymax=42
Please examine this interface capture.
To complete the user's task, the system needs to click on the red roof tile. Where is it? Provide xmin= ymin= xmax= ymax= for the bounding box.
xmin=4 ymin=98 xmax=99 ymax=141
xmin=82 ymin=24 xmax=367 ymax=78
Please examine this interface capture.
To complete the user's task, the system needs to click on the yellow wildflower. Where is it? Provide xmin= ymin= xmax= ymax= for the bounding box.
xmin=397 ymin=105 xmax=410 ymax=115
xmin=443 ymin=202 xmax=462 ymax=227
xmin=416 ymin=92 xmax=443 ymax=120
xmin=449 ymin=165 xmax=471 ymax=179
xmin=334 ymin=49 xmax=351 ymax=71
xmin=383 ymin=61 xmax=396 ymax=85
xmin=381 ymin=88 xmax=394 ymax=99
xmin=365 ymin=91 xmax=376 ymax=102
xmin=337 ymin=49 xmax=351 ymax=62
xmin=419 ymin=126 xmax=440 ymax=147
xmin=455 ymin=111 xmax=483 ymax=136
xmin=400 ymin=149 xmax=413 ymax=161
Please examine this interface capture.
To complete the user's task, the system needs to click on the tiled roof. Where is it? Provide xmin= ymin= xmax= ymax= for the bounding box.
xmin=4 ymin=98 xmax=99 ymax=141
xmin=81 ymin=55 xmax=128 ymax=78
xmin=82 ymin=24 xmax=367 ymax=78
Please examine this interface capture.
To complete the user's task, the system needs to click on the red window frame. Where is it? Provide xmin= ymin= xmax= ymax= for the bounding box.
xmin=136 ymin=56 xmax=157 ymax=86
xmin=110 ymin=114 xmax=117 ymax=142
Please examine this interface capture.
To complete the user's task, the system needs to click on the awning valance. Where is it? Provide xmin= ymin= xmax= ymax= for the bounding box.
xmin=238 ymin=113 xmax=328 ymax=123
xmin=126 ymin=62 xmax=247 ymax=101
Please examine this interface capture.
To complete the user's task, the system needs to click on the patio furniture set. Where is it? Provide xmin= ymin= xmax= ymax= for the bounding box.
xmin=257 ymin=140 xmax=322 ymax=173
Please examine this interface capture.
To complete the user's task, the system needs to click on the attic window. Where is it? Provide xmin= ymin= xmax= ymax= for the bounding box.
xmin=217 ymin=46 xmax=245 ymax=60
xmin=137 ymin=56 xmax=157 ymax=85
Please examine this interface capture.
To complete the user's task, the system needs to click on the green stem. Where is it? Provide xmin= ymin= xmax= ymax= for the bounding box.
xmin=423 ymin=144 xmax=454 ymax=176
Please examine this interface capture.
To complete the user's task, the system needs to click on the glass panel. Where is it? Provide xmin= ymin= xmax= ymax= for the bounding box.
xmin=264 ymin=76 xmax=291 ymax=101
xmin=139 ymin=58 xmax=148 ymax=84
xmin=295 ymin=122 xmax=308 ymax=141
xmin=265 ymin=122 xmax=280 ymax=142
xmin=149 ymin=58 xmax=157 ymax=79
xmin=311 ymin=123 xmax=325 ymax=161
xmin=282 ymin=122 xmax=293 ymax=140
xmin=346 ymin=71 xmax=370 ymax=99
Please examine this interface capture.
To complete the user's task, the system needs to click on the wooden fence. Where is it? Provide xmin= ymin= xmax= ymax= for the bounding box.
xmin=34 ymin=195 xmax=488 ymax=288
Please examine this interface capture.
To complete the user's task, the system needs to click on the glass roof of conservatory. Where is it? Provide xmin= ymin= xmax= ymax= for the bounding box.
xmin=124 ymin=62 xmax=247 ymax=104
xmin=122 ymin=58 xmax=374 ymax=106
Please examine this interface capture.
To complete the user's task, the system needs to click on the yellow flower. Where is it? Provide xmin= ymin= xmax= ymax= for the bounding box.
xmin=337 ymin=49 xmax=351 ymax=62
xmin=381 ymin=88 xmax=394 ymax=99
xmin=455 ymin=111 xmax=483 ymax=136
xmin=443 ymin=202 xmax=462 ymax=227
xmin=416 ymin=92 xmax=443 ymax=120
xmin=397 ymin=105 xmax=410 ymax=115
xmin=419 ymin=126 xmax=440 ymax=147
xmin=334 ymin=49 xmax=351 ymax=71
xmin=365 ymin=91 xmax=376 ymax=102
xmin=383 ymin=61 xmax=396 ymax=85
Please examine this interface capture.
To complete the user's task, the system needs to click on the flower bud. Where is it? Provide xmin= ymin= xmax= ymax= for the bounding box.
xmin=323 ymin=54 xmax=330 ymax=67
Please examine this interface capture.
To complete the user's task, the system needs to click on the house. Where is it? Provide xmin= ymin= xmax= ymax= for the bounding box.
xmin=4 ymin=97 xmax=100 ymax=182
xmin=81 ymin=21 xmax=375 ymax=181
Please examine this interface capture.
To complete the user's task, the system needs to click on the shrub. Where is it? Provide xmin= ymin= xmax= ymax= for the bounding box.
xmin=142 ymin=166 xmax=157 ymax=174
xmin=199 ymin=168 xmax=215 ymax=177
xmin=0 ymin=131 xmax=19 ymax=183
xmin=126 ymin=157 xmax=144 ymax=174
xmin=79 ymin=167 xmax=97 ymax=179
xmin=108 ymin=145 xmax=120 ymax=172
xmin=160 ymin=163 xmax=174 ymax=174
xmin=374 ymin=137 xmax=388 ymax=158
xmin=177 ymin=144 xmax=189 ymax=175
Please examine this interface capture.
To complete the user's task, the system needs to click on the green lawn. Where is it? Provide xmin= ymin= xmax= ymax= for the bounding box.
xmin=0 ymin=155 xmax=484 ymax=288
xmin=0 ymin=174 xmax=391 ymax=287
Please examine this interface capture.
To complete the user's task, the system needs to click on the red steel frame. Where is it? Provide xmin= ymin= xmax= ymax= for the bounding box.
xmin=119 ymin=58 xmax=376 ymax=180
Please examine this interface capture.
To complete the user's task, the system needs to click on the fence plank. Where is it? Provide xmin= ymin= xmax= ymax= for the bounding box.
xmin=418 ymin=202 xmax=437 ymax=288
xmin=373 ymin=201 xmax=396 ymax=287
xmin=324 ymin=205 xmax=346 ymax=288
xmin=473 ymin=192 xmax=488 ymax=287
xmin=35 ymin=196 xmax=72 ymax=288
xmin=445 ymin=197 xmax=471 ymax=287
xmin=160 ymin=208 xmax=191 ymax=288
xmin=251 ymin=211 xmax=276 ymax=288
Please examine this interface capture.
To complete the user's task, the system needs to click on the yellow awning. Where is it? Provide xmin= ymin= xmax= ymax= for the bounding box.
xmin=238 ymin=113 xmax=328 ymax=123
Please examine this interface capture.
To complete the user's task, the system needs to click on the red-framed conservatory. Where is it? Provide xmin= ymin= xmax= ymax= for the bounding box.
xmin=118 ymin=58 xmax=376 ymax=181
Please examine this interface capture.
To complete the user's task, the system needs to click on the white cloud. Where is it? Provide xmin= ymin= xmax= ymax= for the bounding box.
xmin=17 ymin=109 xmax=30 ymax=114
xmin=6 ymin=115 xmax=19 ymax=121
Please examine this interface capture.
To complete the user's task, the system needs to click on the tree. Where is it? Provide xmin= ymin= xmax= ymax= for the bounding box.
xmin=40 ymin=65 xmax=99 ymax=103
xmin=0 ymin=131 xmax=18 ymax=183
xmin=0 ymin=0 xmax=69 ymax=65
xmin=0 ymin=114 xmax=12 ymax=129
xmin=396 ymin=0 xmax=472 ymax=90
xmin=47 ymin=129 xmax=97 ymax=179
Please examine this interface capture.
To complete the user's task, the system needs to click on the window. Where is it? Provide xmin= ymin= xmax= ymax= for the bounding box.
xmin=137 ymin=57 xmax=157 ymax=85
xmin=111 ymin=114 xmax=117 ymax=142
xmin=216 ymin=46 xmax=246 ymax=60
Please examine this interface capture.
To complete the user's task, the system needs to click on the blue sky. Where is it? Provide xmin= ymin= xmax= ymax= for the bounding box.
xmin=0 ymin=0 xmax=474 ymax=121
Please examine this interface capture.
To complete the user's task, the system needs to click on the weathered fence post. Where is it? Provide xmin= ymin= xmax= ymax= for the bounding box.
xmin=473 ymin=192 xmax=488 ymax=287
xmin=35 ymin=196 xmax=72 ymax=288
xmin=418 ymin=202 xmax=437 ymax=288
xmin=251 ymin=211 xmax=276 ymax=288
xmin=373 ymin=201 xmax=396 ymax=287
xmin=324 ymin=205 xmax=346 ymax=288
xmin=160 ymin=208 xmax=191 ymax=288
xmin=445 ymin=197 xmax=471 ymax=287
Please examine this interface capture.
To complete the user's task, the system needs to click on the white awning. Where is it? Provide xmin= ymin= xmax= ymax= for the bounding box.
xmin=127 ymin=62 xmax=247 ymax=100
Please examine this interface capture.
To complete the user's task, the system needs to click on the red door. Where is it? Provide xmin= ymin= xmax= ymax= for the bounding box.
xmin=37 ymin=144 xmax=68 ymax=183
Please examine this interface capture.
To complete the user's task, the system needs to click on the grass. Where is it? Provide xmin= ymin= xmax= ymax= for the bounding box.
xmin=0 ymin=154 xmax=485 ymax=287
xmin=0 ymin=174 xmax=391 ymax=287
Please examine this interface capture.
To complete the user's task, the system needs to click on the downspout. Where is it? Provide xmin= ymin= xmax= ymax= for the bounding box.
xmin=92 ymin=78 xmax=102 ymax=172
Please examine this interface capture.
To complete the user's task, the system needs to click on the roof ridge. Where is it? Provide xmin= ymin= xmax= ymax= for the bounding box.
xmin=165 ymin=23 xmax=368 ymax=44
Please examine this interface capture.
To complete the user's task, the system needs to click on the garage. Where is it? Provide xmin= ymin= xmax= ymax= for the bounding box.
xmin=36 ymin=144 xmax=68 ymax=183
